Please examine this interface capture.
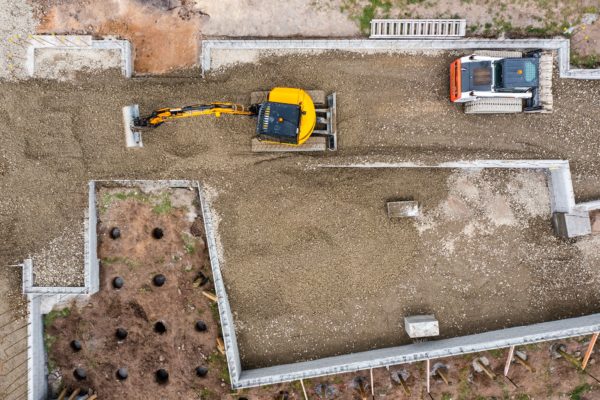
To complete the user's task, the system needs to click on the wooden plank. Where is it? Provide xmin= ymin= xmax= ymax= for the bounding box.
xmin=582 ymin=332 xmax=599 ymax=370
xmin=504 ymin=345 xmax=515 ymax=376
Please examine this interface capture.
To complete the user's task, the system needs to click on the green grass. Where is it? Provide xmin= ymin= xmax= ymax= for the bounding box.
xmin=207 ymin=351 xmax=230 ymax=384
xmin=152 ymin=193 xmax=173 ymax=215
xmin=101 ymin=256 xmax=140 ymax=269
xmin=571 ymin=52 xmax=600 ymax=68
xmin=570 ymin=383 xmax=592 ymax=400
xmin=515 ymin=394 xmax=531 ymax=400
xmin=488 ymin=348 xmax=505 ymax=358
xmin=441 ymin=393 xmax=453 ymax=400
xmin=43 ymin=307 xmax=71 ymax=328
xmin=355 ymin=0 xmax=392 ymax=34
xmin=182 ymin=233 xmax=196 ymax=254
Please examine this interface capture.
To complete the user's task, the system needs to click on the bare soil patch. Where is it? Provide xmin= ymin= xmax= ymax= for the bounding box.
xmin=45 ymin=186 xmax=229 ymax=399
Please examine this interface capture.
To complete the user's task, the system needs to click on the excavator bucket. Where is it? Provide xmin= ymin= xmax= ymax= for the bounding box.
xmin=122 ymin=104 xmax=143 ymax=148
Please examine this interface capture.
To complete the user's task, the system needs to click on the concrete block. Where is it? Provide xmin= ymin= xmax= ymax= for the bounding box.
xmin=387 ymin=201 xmax=419 ymax=218
xmin=404 ymin=315 xmax=439 ymax=338
xmin=552 ymin=210 xmax=592 ymax=238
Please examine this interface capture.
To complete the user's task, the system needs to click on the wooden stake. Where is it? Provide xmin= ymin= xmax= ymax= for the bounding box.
xmin=436 ymin=368 xmax=449 ymax=385
xmin=67 ymin=388 xmax=81 ymax=400
xmin=514 ymin=353 xmax=536 ymax=373
xmin=504 ymin=345 xmax=515 ymax=376
xmin=370 ymin=368 xmax=374 ymax=397
xmin=582 ymin=333 xmax=599 ymax=370
xmin=300 ymin=379 xmax=308 ymax=400
xmin=476 ymin=359 xmax=496 ymax=380
xmin=202 ymin=290 xmax=217 ymax=302
xmin=426 ymin=359 xmax=431 ymax=393
xmin=216 ymin=337 xmax=225 ymax=354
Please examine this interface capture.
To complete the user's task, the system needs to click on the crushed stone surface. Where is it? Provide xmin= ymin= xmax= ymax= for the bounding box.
xmin=31 ymin=225 xmax=84 ymax=286
xmin=1 ymin=52 xmax=600 ymax=367
xmin=0 ymin=0 xmax=37 ymax=80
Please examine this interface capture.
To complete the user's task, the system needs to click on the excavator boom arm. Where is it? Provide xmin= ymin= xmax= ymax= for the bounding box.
xmin=135 ymin=102 xmax=258 ymax=128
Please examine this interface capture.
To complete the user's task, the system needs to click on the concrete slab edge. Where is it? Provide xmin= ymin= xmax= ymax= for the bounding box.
xmin=198 ymin=183 xmax=242 ymax=387
xmin=26 ymin=35 xmax=133 ymax=78
xmin=236 ymin=313 xmax=600 ymax=388
xmin=200 ymin=38 xmax=600 ymax=79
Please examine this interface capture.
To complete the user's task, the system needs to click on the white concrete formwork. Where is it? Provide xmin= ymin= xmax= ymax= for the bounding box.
xmin=200 ymin=38 xmax=600 ymax=79
xmin=221 ymin=159 xmax=599 ymax=389
xmin=26 ymin=35 xmax=132 ymax=78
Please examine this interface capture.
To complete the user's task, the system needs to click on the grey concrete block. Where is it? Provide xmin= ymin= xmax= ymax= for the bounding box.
xmin=405 ymin=315 xmax=439 ymax=338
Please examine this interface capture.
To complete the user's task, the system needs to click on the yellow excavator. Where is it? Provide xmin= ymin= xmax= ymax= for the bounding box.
xmin=122 ymin=87 xmax=337 ymax=152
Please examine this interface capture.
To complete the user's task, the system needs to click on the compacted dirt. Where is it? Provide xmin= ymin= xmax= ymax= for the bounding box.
xmin=45 ymin=185 xmax=227 ymax=399
xmin=2 ymin=52 xmax=600 ymax=398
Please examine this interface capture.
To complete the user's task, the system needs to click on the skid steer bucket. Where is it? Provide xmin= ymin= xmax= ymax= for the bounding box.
xmin=122 ymin=104 xmax=143 ymax=148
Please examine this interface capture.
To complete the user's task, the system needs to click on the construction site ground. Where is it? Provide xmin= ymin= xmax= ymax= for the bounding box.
xmin=3 ymin=51 xmax=600 ymax=398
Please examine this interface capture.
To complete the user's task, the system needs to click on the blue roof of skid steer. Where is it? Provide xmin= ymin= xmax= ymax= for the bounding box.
xmin=497 ymin=58 xmax=539 ymax=89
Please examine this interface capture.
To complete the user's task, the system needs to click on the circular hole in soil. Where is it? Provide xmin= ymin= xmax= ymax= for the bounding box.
xmin=110 ymin=227 xmax=121 ymax=239
xmin=195 ymin=321 xmax=207 ymax=332
xmin=154 ymin=321 xmax=167 ymax=334
xmin=116 ymin=368 xmax=128 ymax=380
xmin=113 ymin=277 xmax=124 ymax=289
xmin=156 ymin=369 xmax=169 ymax=384
xmin=70 ymin=340 xmax=82 ymax=352
xmin=115 ymin=327 xmax=128 ymax=340
xmin=73 ymin=368 xmax=87 ymax=381
xmin=195 ymin=366 xmax=208 ymax=377
xmin=152 ymin=228 xmax=164 ymax=240
xmin=153 ymin=274 xmax=166 ymax=287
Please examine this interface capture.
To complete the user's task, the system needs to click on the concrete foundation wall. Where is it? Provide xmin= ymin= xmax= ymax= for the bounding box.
xmin=237 ymin=314 xmax=600 ymax=388
xmin=27 ymin=296 xmax=46 ymax=400
xmin=200 ymin=38 xmax=600 ymax=80
xmin=26 ymin=35 xmax=132 ymax=79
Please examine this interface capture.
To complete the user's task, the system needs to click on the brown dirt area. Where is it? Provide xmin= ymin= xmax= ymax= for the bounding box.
xmin=34 ymin=0 xmax=204 ymax=73
xmin=45 ymin=185 xmax=229 ymax=399
xmin=2 ymin=52 xmax=600 ymax=398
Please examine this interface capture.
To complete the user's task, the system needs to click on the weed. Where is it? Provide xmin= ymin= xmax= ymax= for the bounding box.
xmin=515 ymin=394 xmax=531 ymax=400
xmin=182 ymin=232 xmax=196 ymax=254
xmin=571 ymin=52 xmax=599 ymax=69
xmin=101 ymin=256 xmax=140 ymax=269
xmin=441 ymin=393 xmax=453 ymax=400
xmin=100 ymin=190 xmax=149 ymax=213
xmin=570 ymin=383 xmax=592 ymax=400
xmin=209 ymin=302 xmax=221 ymax=325
xmin=152 ymin=193 xmax=173 ymax=215
xmin=488 ymin=348 xmax=505 ymax=358
xmin=44 ymin=307 xmax=71 ymax=328
xmin=356 ymin=0 xmax=392 ymax=34
xmin=207 ymin=351 xmax=230 ymax=384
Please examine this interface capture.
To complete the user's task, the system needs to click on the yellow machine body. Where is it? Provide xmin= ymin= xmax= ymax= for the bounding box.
xmin=266 ymin=88 xmax=316 ymax=146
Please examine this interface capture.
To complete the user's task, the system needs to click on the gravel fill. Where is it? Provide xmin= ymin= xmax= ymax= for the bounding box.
xmin=1 ymin=52 xmax=600 ymax=366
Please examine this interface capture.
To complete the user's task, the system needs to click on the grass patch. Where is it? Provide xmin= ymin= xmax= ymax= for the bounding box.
xmin=488 ymin=348 xmax=505 ymax=358
xmin=570 ymin=383 xmax=592 ymax=400
xmin=101 ymin=256 xmax=140 ymax=269
xmin=352 ymin=0 xmax=392 ymax=34
xmin=43 ymin=307 xmax=71 ymax=328
xmin=207 ymin=351 xmax=230 ymax=384
xmin=100 ymin=190 xmax=149 ymax=213
xmin=571 ymin=52 xmax=600 ymax=69
xmin=182 ymin=232 xmax=196 ymax=254
xmin=152 ymin=193 xmax=173 ymax=215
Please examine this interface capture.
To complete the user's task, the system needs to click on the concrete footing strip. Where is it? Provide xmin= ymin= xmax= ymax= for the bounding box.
xmin=20 ymin=169 xmax=598 ymax=392
xmin=200 ymin=38 xmax=600 ymax=79
xmin=26 ymin=35 xmax=132 ymax=78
